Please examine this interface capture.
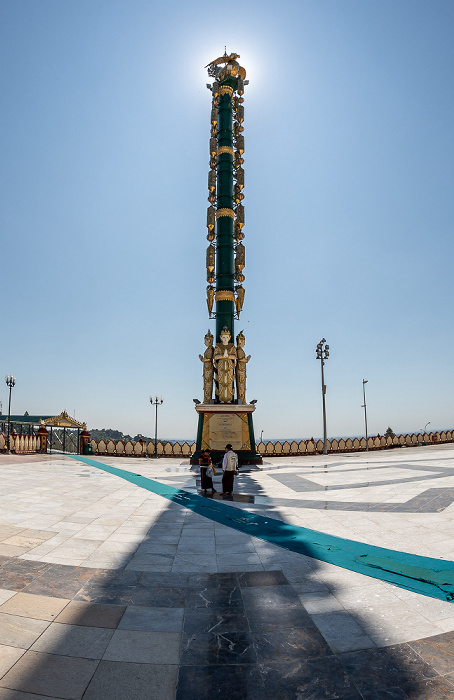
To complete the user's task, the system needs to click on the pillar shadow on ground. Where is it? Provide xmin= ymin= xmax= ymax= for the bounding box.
xmin=0 ymin=455 xmax=453 ymax=698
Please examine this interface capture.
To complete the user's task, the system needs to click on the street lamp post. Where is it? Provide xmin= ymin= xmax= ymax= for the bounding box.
xmin=315 ymin=339 xmax=329 ymax=455
xmin=149 ymin=396 xmax=163 ymax=458
xmin=5 ymin=375 xmax=16 ymax=454
xmin=362 ymin=379 xmax=369 ymax=451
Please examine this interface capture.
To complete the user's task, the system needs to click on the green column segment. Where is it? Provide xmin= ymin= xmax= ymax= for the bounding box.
xmin=215 ymin=78 xmax=237 ymax=343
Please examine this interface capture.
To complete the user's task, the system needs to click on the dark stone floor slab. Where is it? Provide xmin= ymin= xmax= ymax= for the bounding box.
xmin=140 ymin=571 xmax=190 ymax=588
xmin=177 ymin=664 xmax=265 ymax=700
xmin=83 ymin=660 xmax=178 ymax=700
xmin=74 ymin=584 xmax=135 ymax=606
xmin=241 ymin=584 xmax=302 ymax=610
xmin=180 ymin=630 xmax=257 ymax=665
xmin=183 ymin=606 xmax=250 ymax=636
xmin=338 ymin=644 xmax=437 ymax=696
xmin=408 ymin=631 xmax=454 ymax=675
xmin=238 ymin=569 xmax=288 ymax=587
xmin=188 ymin=572 xmax=238 ymax=588
xmin=252 ymin=626 xmax=331 ymax=662
xmin=185 ymin=584 xmax=243 ymax=610
xmin=259 ymin=657 xmax=363 ymax=700
xmin=246 ymin=605 xmax=314 ymax=632
xmin=54 ymin=601 xmax=127 ymax=628
xmin=0 ymin=560 xmax=52 ymax=591
xmin=129 ymin=584 xmax=187 ymax=608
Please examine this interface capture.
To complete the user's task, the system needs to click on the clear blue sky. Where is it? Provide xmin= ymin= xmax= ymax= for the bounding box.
xmin=1 ymin=0 xmax=453 ymax=440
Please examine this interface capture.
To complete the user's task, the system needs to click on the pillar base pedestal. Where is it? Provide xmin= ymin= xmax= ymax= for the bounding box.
xmin=190 ymin=403 xmax=262 ymax=465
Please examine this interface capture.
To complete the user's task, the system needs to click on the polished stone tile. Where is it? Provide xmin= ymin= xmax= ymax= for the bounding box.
xmin=337 ymin=644 xmax=438 ymax=696
xmin=0 ymin=689 xmax=63 ymax=699
xmin=238 ymin=570 xmax=288 ymax=587
xmin=0 ymin=644 xmax=27 ymax=677
xmin=0 ymin=561 xmax=52 ymax=592
xmin=83 ymin=660 xmax=178 ymax=700
xmin=129 ymin=584 xmax=187 ymax=608
xmin=188 ymin=572 xmax=237 ymax=588
xmin=0 ymin=650 xmax=98 ymax=699
xmin=184 ymin=606 xmax=250 ymax=636
xmin=408 ymin=631 xmax=454 ymax=675
xmin=140 ymin=571 xmax=190 ymax=588
xmin=185 ymin=585 xmax=243 ymax=609
xmin=180 ymin=630 xmax=256 ymax=665
xmin=312 ymin=610 xmax=376 ymax=653
xmin=259 ymin=657 xmax=363 ymax=700
xmin=54 ymin=601 xmax=127 ymax=628
xmin=242 ymin=584 xmax=301 ymax=610
xmin=177 ymin=664 xmax=265 ymax=700
xmin=118 ymin=605 xmax=184 ymax=632
xmin=246 ymin=605 xmax=314 ymax=632
xmin=0 ymin=588 xmax=16 ymax=605
xmin=103 ymin=629 xmax=181 ymax=663
xmin=0 ymin=593 xmax=69 ymax=622
xmin=30 ymin=622 xmax=114 ymax=659
xmin=253 ymin=624 xmax=330 ymax=662
xmin=75 ymin=585 xmax=135 ymax=606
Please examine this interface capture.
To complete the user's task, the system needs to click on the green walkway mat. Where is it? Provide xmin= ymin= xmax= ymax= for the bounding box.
xmin=70 ymin=455 xmax=454 ymax=602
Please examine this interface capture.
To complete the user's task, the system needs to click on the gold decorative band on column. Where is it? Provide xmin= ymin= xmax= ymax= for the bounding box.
xmin=217 ymin=146 xmax=234 ymax=157
xmin=219 ymin=85 xmax=233 ymax=96
xmin=215 ymin=290 xmax=235 ymax=302
xmin=216 ymin=208 xmax=235 ymax=219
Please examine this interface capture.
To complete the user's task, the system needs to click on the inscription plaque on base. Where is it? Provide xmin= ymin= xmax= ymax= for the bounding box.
xmin=209 ymin=413 xmax=243 ymax=450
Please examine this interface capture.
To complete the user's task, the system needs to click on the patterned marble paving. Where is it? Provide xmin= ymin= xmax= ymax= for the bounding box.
xmin=0 ymin=447 xmax=454 ymax=698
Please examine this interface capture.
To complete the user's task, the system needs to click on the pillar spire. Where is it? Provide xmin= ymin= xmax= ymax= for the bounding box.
xmin=192 ymin=53 xmax=260 ymax=465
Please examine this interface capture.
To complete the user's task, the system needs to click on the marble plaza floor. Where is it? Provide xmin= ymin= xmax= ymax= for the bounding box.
xmin=1 ymin=446 xmax=454 ymax=698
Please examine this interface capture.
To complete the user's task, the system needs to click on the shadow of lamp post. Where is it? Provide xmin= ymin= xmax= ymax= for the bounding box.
xmin=316 ymin=340 xmax=329 ymax=455
xmin=149 ymin=395 xmax=163 ymax=458
xmin=5 ymin=375 xmax=16 ymax=454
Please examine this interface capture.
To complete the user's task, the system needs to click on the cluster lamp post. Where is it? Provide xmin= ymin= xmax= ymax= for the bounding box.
xmin=362 ymin=379 xmax=369 ymax=451
xmin=149 ymin=395 xmax=163 ymax=458
xmin=5 ymin=375 xmax=16 ymax=454
xmin=316 ymin=339 xmax=329 ymax=455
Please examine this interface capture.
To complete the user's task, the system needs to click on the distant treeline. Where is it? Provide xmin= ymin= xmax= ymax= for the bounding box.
xmin=88 ymin=428 xmax=193 ymax=444
xmin=89 ymin=428 xmax=144 ymax=443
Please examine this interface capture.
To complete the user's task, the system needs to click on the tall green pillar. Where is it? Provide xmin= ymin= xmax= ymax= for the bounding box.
xmin=191 ymin=52 xmax=261 ymax=466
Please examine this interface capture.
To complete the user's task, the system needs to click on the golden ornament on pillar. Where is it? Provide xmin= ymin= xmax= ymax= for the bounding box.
xmin=206 ymin=230 xmax=215 ymax=242
xmin=209 ymin=137 xmax=217 ymax=157
xmin=235 ymin=167 xmax=244 ymax=188
xmin=208 ymin=170 xmax=216 ymax=192
xmin=234 ymin=223 xmax=245 ymax=240
xmin=207 ymin=206 xmax=215 ymax=231
xmin=234 ymin=185 xmax=244 ymax=204
xmin=206 ymin=244 xmax=215 ymax=273
xmin=235 ymin=204 xmax=245 ymax=227
xmin=206 ymin=286 xmax=215 ymax=316
xmin=235 ymin=285 xmax=245 ymax=316
xmin=235 ymin=242 xmax=245 ymax=274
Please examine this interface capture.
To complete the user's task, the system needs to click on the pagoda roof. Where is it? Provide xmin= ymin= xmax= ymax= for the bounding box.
xmin=0 ymin=411 xmax=86 ymax=429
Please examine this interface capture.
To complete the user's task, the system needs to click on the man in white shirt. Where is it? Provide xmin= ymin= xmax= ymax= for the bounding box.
xmin=221 ymin=443 xmax=238 ymax=495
